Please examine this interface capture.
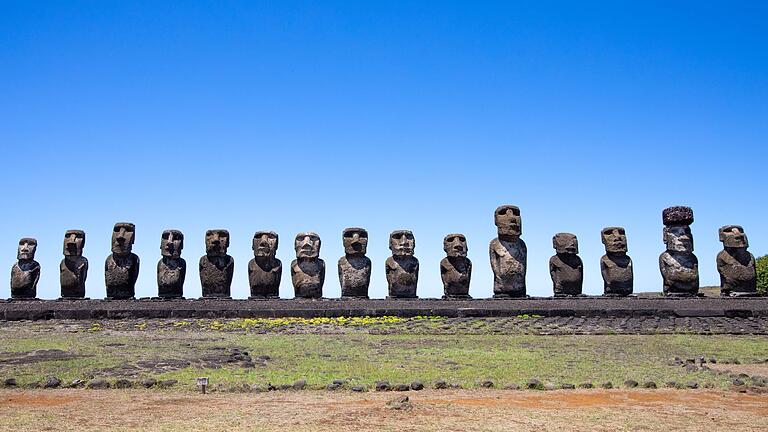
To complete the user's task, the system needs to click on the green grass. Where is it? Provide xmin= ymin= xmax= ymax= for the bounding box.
xmin=1 ymin=320 xmax=766 ymax=390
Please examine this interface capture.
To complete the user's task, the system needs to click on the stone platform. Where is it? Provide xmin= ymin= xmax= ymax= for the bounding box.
xmin=1 ymin=295 xmax=767 ymax=321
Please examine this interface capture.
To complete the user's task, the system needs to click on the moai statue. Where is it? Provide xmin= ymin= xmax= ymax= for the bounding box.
xmin=248 ymin=231 xmax=282 ymax=299
xmin=600 ymin=227 xmax=633 ymax=296
xmin=717 ymin=225 xmax=758 ymax=297
xmin=489 ymin=205 xmax=527 ymax=298
xmin=659 ymin=206 xmax=699 ymax=296
xmin=10 ymin=238 xmax=40 ymax=299
xmin=338 ymin=228 xmax=371 ymax=298
xmin=157 ymin=230 xmax=185 ymax=299
xmin=199 ymin=229 xmax=234 ymax=298
xmin=440 ymin=233 xmax=472 ymax=299
xmin=385 ymin=230 xmax=419 ymax=298
xmin=549 ymin=233 xmax=583 ymax=297
xmin=60 ymin=230 xmax=88 ymax=299
xmin=105 ymin=223 xmax=139 ymax=299
xmin=291 ymin=232 xmax=325 ymax=298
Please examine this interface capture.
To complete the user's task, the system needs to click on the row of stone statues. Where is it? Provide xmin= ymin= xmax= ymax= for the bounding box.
xmin=8 ymin=206 xmax=760 ymax=300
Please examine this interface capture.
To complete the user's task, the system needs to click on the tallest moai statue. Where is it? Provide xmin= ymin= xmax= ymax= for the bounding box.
xmin=489 ymin=205 xmax=527 ymax=298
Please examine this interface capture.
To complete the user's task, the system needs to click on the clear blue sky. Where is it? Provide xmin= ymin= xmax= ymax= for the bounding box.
xmin=1 ymin=1 xmax=766 ymax=299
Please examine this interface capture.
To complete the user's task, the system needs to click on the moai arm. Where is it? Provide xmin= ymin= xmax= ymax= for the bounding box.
xmin=413 ymin=258 xmax=419 ymax=280
xmin=319 ymin=259 xmax=326 ymax=285
xmin=130 ymin=256 xmax=140 ymax=285
xmin=489 ymin=242 xmax=500 ymax=276
xmin=81 ymin=258 xmax=89 ymax=284
xmin=32 ymin=263 xmax=41 ymax=288
xmin=226 ymin=257 xmax=234 ymax=282
xmin=549 ymin=257 xmax=560 ymax=290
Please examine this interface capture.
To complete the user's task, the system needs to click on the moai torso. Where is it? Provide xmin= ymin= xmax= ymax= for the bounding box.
xmin=550 ymin=255 xmax=583 ymax=296
xmin=717 ymin=225 xmax=757 ymax=296
xmin=60 ymin=230 xmax=88 ymax=298
xmin=489 ymin=237 xmax=527 ymax=297
xmin=248 ymin=231 xmax=282 ymax=298
xmin=105 ymin=253 xmax=140 ymax=299
xmin=386 ymin=256 xmax=419 ymax=298
xmin=199 ymin=230 xmax=234 ymax=298
xmin=441 ymin=257 xmax=472 ymax=298
xmin=338 ymin=228 xmax=371 ymax=298
xmin=249 ymin=258 xmax=282 ymax=298
xmin=105 ymin=223 xmax=139 ymax=299
xmin=292 ymin=232 xmax=324 ymax=298
xmin=601 ymin=254 xmax=633 ymax=296
xmin=441 ymin=233 xmax=471 ymax=298
xmin=60 ymin=257 xmax=88 ymax=298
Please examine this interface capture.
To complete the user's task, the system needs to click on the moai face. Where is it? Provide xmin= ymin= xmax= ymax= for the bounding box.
xmin=343 ymin=228 xmax=368 ymax=255
xmin=719 ymin=225 xmax=749 ymax=249
xmin=253 ymin=231 xmax=279 ymax=258
xmin=63 ymin=230 xmax=85 ymax=256
xmin=161 ymin=230 xmax=184 ymax=258
xmin=553 ymin=233 xmax=578 ymax=254
xmin=111 ymin=223 xmax=135 ymax=255
xmin=664 ymin=226 xmax=694 ymax=253
xmin=295 ymin=232 xmax=321 ymax=259
xmin=494 ymin=205 xmax=522 ymax=237
xmin=205 ymin=230 xmax=230 ymax=256
xmin=443 ymin=234 xmax=467 ymax=257
xmin=389 ymin=230 xmax=415 ymax=257
xmin=601 ymin=227 xmax=627 ymax=253
xmin=17 ymin=238 xmax=37 ymax=260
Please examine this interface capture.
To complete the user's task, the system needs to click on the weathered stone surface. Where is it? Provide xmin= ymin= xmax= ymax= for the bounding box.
xmin=410 ymin=380 xmax=424 ymax=391
xmin=490 ymin=205 xmax=527 ymax=298
xmin=386 ymin=230 xmax=419 ymax=298
xmin=441 ymin=234 xmax=472 ymax=299
xmin=386 ymin=396 xmax=413 ymax=410
xmin=338 ymin=228 xmax=371 ymax=298
xmin=11 ymin=238 xmax=39 ymax=299
xmin=717 ymin=225 xmax=758 ymax=297
xmin=659 ymin=207 xmax=699 ymax=296
xmin=157 ymin=230 xmax=185 ymax=299
xmin=600 ymin=227 xmax=633 ymax=296
xmin=105 ymin=223 xmax=139 ymax=299
xmin=248 ymin=231 xmax=282 ymax=299
xmin=42 ymin=375 xmax=61 ymax=389
xmin=291 ymin=232 xmax=324 ymax=298
xmin=549 ymin=233 xmax=583 ymax=297
xmin=87 ymin=379 xmax=110 ymax=389
xmin=60 ymin=230 xmax=88 ymax=299
xmin=199 ymin=230 xmax=234 ymax=299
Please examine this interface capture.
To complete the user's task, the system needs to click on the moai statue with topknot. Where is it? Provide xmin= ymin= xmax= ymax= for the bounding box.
xmin=248 ymin=231 xmax=282 ymax=299
xmin=199 ymin=229 xmax=234 ymax=298
xmin=549 ymin=233 xmax=583 ymax=297
xmin=338 ymin=228 xmax=371 ymax=298
xmin=717 ymin=225 xmax=758 ymax=297
xmin=60 ymin=230 xmax=88 ymax=299
xmin=600 ymin=227 xmax=633 ymax=296
xmin=386 ymin=230 xmax=419 ymax=298
xmin=105 ymin=223 xmax=139 ymax=299
xmin=441 ymin=234 xmax=472 ymax=299
xmin=489 ymin=205 xmax=527 ymax=298
xmin=157 ymin=230 xmax=186 ymax=299
xmin=292 ymin=232 xmax=325 ymax=298
xmin=659 ymin=206 xmax=699 ymax=296
xmin=11 ymin=238 xmax=40 ymax=299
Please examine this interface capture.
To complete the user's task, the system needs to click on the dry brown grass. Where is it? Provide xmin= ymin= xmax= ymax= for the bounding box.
xmin=1 ymin=388 xmax=767 ymax=432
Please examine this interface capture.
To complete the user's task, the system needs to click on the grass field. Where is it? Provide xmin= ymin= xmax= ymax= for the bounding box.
xmin=1 ymin=318 xmax=767 ymax=390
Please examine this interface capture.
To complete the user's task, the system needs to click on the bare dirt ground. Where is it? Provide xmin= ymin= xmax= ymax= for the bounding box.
xmin=1 ymin=388 xmax=767 ymax=432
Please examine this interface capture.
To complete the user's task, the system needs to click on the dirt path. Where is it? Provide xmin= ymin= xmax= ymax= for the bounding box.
xmin=1 ymin=388 xmax=766 ymax=431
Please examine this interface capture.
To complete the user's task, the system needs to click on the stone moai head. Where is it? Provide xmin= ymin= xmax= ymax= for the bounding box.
xmin=63 ymin=230 xmax=85 ymax=257
xmin=205 ymin=229 xmax=230 ymax=257
xmin=662 ymin=206 xmax=694 ymax=253
xmin=111 ymin=222 xmax=135 ymax=255
xmin=342 ymin=228 xmax=368 ymax=256
xmin=17 ymin=238 xmax=37 ymax=260
xmin=443 ymin=233 xmax=467 ymax=257
xmin=161 ymin=230 xmax=184 ymax=258
xmin=494 ymin=205 xmax=522 ymax=237
xmin=253 ymin=231 xmax=279 ymax=258
xmin=553 ymin=233 xmax=578 ymax=255
xmin=719 ymin=225 xmax=749 ymax=249
xmin=389 ymin=230 xmax=415 ymax=257
xmin=601 ymin=227 xmax=627 ymax=254
xmin=295 ymin=232 xmax=321 ymax=259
